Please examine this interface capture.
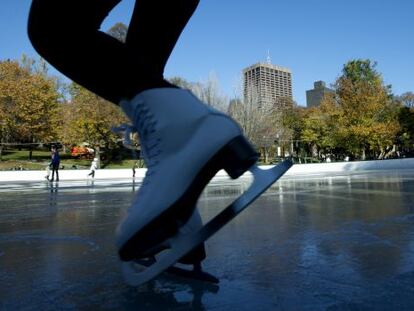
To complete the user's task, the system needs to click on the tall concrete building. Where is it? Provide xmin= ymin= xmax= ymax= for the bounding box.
xmin=243 ymin=62 xmax=292 ymax=107
xmin=306 ymin=81 xmax=334 ymax=108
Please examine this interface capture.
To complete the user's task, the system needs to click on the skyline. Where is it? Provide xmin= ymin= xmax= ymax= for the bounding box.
xmin=1 ymin=0 xmax=413 ymax=106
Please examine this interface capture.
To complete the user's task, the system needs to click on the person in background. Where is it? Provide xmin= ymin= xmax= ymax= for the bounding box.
xmin=88 ymin=157 xmax=99 ymax=178
xmin=49 ymin=145 xmax=60 ymax=182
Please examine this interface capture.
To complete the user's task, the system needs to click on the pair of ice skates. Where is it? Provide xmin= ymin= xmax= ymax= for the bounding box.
xmin=116 ymin=88 xmax=292 ymax=285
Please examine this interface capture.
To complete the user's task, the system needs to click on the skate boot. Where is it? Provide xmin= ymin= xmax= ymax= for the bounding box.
xmin=130 ymin=206 xmax=216 ymax=283
xmin=171 ymin=204 xmax=206 ymax=264
xmin=116 ymin=88 xmax=259 ymax=262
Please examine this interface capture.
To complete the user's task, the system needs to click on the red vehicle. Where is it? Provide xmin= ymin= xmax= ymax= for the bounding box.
xmin=71 ymin=146 xmax=95 ymax=159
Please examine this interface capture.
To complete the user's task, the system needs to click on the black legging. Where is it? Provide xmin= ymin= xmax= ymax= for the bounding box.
xmin=28 ymin=0 xmax=206 ymax=264
xmin=28 ymin=0 xmax=200 ymax=104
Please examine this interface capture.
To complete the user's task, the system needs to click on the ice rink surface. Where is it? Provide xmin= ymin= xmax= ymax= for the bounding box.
xmin=1 ymin=169 xmax=414 ymax=310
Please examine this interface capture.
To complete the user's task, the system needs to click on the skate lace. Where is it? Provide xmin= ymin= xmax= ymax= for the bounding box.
xmin=112 ymin=124 xmax=136 ymax=149
xmin=115 ymin=101 xmax=161 ymax=188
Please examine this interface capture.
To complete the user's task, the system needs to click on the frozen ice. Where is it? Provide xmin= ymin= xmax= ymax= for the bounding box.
xmin=1 ymin=170 xmax=414 ymax=310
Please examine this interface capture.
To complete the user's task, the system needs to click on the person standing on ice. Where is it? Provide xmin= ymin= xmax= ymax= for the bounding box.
xmin=87 ymin=157 xmax=99 ymax=179
xmin=28 ymin=0 xmax=258 ymax=268
xmin=48 ymin=145 xmax=60 ymax=182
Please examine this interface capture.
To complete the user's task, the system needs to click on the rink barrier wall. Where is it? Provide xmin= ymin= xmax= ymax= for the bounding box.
xmin=0 ymin=158 xmax=413 ymax=182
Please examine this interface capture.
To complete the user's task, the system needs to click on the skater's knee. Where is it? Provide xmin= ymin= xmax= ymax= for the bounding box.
xmin=28 ymin=0 xmax=64 ymax=51
xmin=27 ymin=2 xmax=44 ymax=48
xmin=28 ymin=0 xmax=93 ymax=50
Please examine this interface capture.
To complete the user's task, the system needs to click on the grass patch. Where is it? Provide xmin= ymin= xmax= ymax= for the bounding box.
xmin=0 ymin=160 xmax=46 ymax=170
xmin=103 ymin=159 xmax=138 ymax=169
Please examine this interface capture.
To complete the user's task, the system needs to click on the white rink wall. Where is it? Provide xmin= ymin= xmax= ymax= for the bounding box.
xmin=284 ymin=157 xmax=414 ymax=175
xmin=1 ymin=158 xmax=414 ymax=182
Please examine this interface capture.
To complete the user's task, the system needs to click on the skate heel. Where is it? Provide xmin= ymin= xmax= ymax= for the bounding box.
xmin=220 ymin=136 xmax=259 ymax=179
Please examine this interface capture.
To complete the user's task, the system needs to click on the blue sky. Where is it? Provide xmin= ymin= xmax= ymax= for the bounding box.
xmin=1 ymin=0 xmax=413 ymax=106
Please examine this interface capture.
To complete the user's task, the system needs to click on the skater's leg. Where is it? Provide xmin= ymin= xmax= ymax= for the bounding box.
xmin=27 ymin=0 xmax=180 ymax=104
xmin=125 ymin=0 xmax=200 ymax=79
xmin=28 ymin=0 xmax=122 ymax=103
xmin=112 ymin=1 xmax=258 ymax=263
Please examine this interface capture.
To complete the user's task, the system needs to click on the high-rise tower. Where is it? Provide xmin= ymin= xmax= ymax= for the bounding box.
xmin=243 ymin=62 xmax=292 ymax=107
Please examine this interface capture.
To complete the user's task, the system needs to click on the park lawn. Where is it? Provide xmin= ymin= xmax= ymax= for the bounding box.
xmin=0 ymin=149 xmax=141 ymax=170
xmin=104 ymin=159 xmax=138 ymax=169
xmin=0 ymin=150 xmax=50 ymax=170
xmin=1 ymin=149 xmax=51 ymax=161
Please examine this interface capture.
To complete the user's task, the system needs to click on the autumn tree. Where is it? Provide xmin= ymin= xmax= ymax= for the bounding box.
xmin=0 ymin=58 xmax=60 ymax=159
xmin=0 ymin=96 xmax=10 ymax=160
xmin=58 ymin=83 xmax=128 ymax=161
xmin=55 ymin=23 xmax=134 ymax=161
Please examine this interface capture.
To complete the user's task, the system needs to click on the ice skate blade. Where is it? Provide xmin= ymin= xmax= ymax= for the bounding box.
xmin=133 ymin=258 xmax=219 ymax=284
xmin=122 ymin=159 xmax=293 ymax=286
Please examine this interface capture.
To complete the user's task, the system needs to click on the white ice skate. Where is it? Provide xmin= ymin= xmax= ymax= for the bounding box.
xmin=115 ymin=88 xmax=291 ymax=285
xmin=122 ymin=159 xmax=292 ymax=286
xmin=124 ymin=207 xmax=219 ymax=284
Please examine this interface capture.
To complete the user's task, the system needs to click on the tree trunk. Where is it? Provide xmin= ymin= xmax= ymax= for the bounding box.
xmin=95 ymin=145 xmax=101 ymax=168
xmin=378 ymin=148 xmax=385 ymax=160
xmin=312 ymin=144 xmax=318 ymax=157
xmin=383 ymin=145 xmax=396 ymax=159
xmin=361 ymin=148 xmax=366 ymax=161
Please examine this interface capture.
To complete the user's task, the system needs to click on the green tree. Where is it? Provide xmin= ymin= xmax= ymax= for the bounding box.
xmin=397 ymin=92 xmax=414 ymax=108
xmin=107 ymin=22 xmax=128 ymax=43
xmin=272 ymin=97 xmax=305 ymax=160
xmin=301 ymin=96 xmax=341 ymax=160
xmin=330 ymin=59 xmax=400 ymax=160
xmin=280 ymin=102 xmax=306 ymax=158
xmin=397 ymin=106 xmax=414 ymax=154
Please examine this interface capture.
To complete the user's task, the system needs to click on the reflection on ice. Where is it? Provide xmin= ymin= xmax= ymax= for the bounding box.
xmin=0 ymin=169 xmax=414 ymax=310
